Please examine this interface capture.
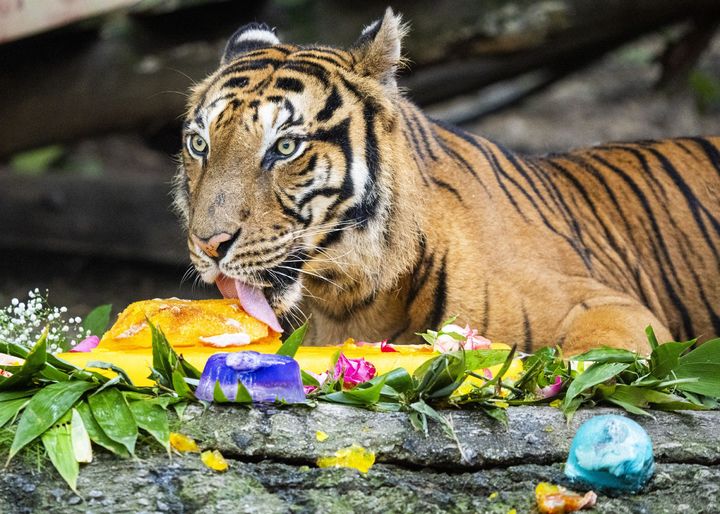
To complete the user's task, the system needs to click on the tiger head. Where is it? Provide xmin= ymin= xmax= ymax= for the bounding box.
xmin=174 ymin=9 xmax=419 ymax=331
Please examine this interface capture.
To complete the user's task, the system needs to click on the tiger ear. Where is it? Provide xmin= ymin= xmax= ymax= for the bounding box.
xmin=222 ymin=22 xmax=281 ymax=65
xmin=351 ymin=8 xmax=407 ymax=91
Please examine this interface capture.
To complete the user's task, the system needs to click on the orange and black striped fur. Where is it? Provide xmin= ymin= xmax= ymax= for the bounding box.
xmin=175 ymin=9 xmax=720 ymax=354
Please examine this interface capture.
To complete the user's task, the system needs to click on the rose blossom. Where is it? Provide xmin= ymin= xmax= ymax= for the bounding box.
xmin=333 ymin=353 xmax=376 ymax=388
xmin=434 ymin=324 xmax=492 ymax=353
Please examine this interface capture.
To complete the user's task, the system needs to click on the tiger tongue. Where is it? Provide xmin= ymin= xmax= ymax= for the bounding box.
xmin=215 ymin=276 xmax=284 ymax=333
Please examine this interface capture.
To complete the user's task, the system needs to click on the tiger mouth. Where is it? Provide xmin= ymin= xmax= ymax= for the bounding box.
xmin=215 ymin=274 xmax=285 ymax=333
xmin=214 ymin=251 xmax=306 ymax=334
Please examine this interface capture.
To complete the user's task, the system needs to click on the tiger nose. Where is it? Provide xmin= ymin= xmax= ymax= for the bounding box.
xmin=191 ymin=231 xmax=239 ymax=260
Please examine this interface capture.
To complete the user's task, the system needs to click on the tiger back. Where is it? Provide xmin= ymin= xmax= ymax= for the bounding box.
xmin=174 ymin=9 xmax=720 ymax=354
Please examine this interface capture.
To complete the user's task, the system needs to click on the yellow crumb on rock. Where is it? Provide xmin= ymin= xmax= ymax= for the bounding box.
xmin=201 ymin=449 xmax=229 ymax=472
xmin=316 ymin=444 xmax=375 ymax=473
xmin=170 ymin=432 xmax=199 ymax=453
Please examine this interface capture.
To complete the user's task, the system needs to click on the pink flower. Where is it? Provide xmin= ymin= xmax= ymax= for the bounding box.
xmin=69 ymin=335 xmax=100 ymax=353
xmin=537 ymin=375 xmax=563 ymax=399
xmin=380 ymin=339 xmax=397 ymax=353
xmin=333 ymin=353 xmax=376 ymax=388
xmin=303 ymin=371 xmax=328 ymax=394
xmin=434 ymin=324 xmax=492 ymax=353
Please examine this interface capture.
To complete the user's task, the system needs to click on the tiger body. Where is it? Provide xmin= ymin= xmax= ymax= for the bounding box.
xmin=176 ymin=10 xmax=720 ymax=353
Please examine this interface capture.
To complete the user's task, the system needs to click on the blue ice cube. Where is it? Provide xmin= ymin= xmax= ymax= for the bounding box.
xmin=196 ymin=351 xmax=305 ymax=404
xmin=565 ymin=414 xmax=654 ymax=493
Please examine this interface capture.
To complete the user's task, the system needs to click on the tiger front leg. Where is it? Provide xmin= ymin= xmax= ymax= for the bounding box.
xmin=555 ymin=295 xmax=673 ymax=356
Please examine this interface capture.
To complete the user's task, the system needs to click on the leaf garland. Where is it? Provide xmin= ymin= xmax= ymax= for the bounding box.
xmin=2 ymin=319 xmax=720 ymax=493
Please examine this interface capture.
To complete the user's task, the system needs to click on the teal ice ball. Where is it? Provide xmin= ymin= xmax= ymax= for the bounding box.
xmin=565 ymin=415 xmax=654 ymax=493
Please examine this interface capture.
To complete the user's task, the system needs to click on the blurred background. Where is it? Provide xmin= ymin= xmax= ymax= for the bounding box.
xmin=1 ymin=0 xmax=719 ymax=319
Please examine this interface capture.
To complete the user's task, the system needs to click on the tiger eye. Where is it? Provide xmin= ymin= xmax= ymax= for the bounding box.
xmin=189 ymin=134 xmax=208 ymax=155
xmin=276 ymin=138 xmax=297 ymax=156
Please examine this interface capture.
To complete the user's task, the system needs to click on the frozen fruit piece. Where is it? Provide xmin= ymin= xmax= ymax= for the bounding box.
xmin=99 ymin=298 xmax=280 ymax=351
xmin=535 ymin=482 xmax=597 ymax=513
xmin=316 ymin=444 xmax=375 ymax=473
xmin=195 ymin=351 xmax=305 ymax=404
xmin=565 ymin=415 xmax=654 ymax=493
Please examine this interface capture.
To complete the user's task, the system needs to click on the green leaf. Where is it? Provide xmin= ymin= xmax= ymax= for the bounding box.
xmin=0 ymin=389 xmax=37 ymax=402
xmin=0 ymin=398 xmax=30 ymax=427
xmin=301 ymin=370 xmax=320 ymax=387
xmin=324 ymin=376 xmax=387 ymax=406
xmin=649 ymin=340 xmax=695 ymax=378
xmin=413 ymin=352 xmax=466 ymax=399
xmin=82 ymin=304 xmax=112 ymax=336
xmin=0 ymin=330 xmax=48 ymax=391
xmin=276 ymin=322 xmax=308 ymax=357
xmin=85 ymin=360 xmax=133 ymax=386
xmin=570 ymin=347 xmax=639 ymax=364
xmin=372 ymin=368 xmax=413 ymax=394
xmin=481 ymin=406 xmax=509 ymax=426
xmin=409 ymin=400 xmax=452 ymax=436
xmin=605 ymin=397 xmax=651 ymax=417
xmin=70 ymin=408 xmax=92 ymax=463
xmin=75 ymin=401 xmax=129 ymax=457
xmin=171 ymin=370 xmax=195 ymax=399
xmin=646 ymin=325 xmax=660 ymax=351
xmin=457 ymin=349 xmax=510 ymax=371
xmin=178 ymin=355 xmax=201 ymax=380
xmin=213 ymin=380 xmax=229 ymax=403
xmin=9 ymin=381 xmax=95 ymax=460
xmin=561 ymin=362 xmax=630 ymax=413
xmin=149 ymin=319 xmax=201 ymax=387
xmin=150 ymin=321 xmax=174 ymax=387
xmin=88 ymin=388 xmax=138 ymax=454
xmin=42 ymin=423 xmax=79 ymax=492
xmin=606 ymin=384 xmax=707 ymax=412
xmin=128 ymin=400 xmax=170 ymax=451
xmin=235 ymin=381 xmax=253 ymax=404
xmin=674 ymin=338 xmax=720 ymax=397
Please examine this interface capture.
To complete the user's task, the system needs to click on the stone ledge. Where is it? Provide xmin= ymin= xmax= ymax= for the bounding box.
xmin=182 ymin=404 xmax=720 ymax=469
xmin=2 ymin=405 xmax=719 ymax=513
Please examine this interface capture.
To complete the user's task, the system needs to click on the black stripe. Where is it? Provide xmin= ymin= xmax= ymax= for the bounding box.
xmin=590 ymin=152 xmax=694 ymax=337
xmin=293 ymin=50 xmax=349 ymax=69
xmin=544 ymin=158 xmax=641 ymax=290
xmin=274 ymin=77 xmax=305 ymax=93
xmin=275 ymin=191 xmax=308 ymax=226
xmin=427 ymin=252 xmax=448 ymax=330
xmin=226 ymin=58 xmax=282 ymax=73
xmin=406 ymin=236 xmax=432 ymax=308
xmin=220 ymin=76 xmax=249 ymax=89
xmin=527 ymin=158 xmax=592 ymax=270
xmin=316 ymin=86 xmax=342 ymax=122
xmin=436 ymin=137 xmax=491 ymax=197
xmin=430 ymin=177 xmax=462 ymax=202
xmin=343 ymin=101 xmax=381 ymax=228
xmin=281 ymin=61 xmax=330 ymax=87
xmin=688 ymin=137 xmax=720 ymax=179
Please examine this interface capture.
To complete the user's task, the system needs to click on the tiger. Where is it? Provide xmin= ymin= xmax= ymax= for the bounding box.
xmin=173 ymin=8 xmax=720 ymax=355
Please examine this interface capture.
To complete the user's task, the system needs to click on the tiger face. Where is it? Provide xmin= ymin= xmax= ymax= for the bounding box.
xmin=174 ymin=11 xmax=410 ymax=331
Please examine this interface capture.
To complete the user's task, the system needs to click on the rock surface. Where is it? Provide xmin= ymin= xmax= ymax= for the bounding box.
xmin=2 ymin=404 xmax=719 ymax=513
